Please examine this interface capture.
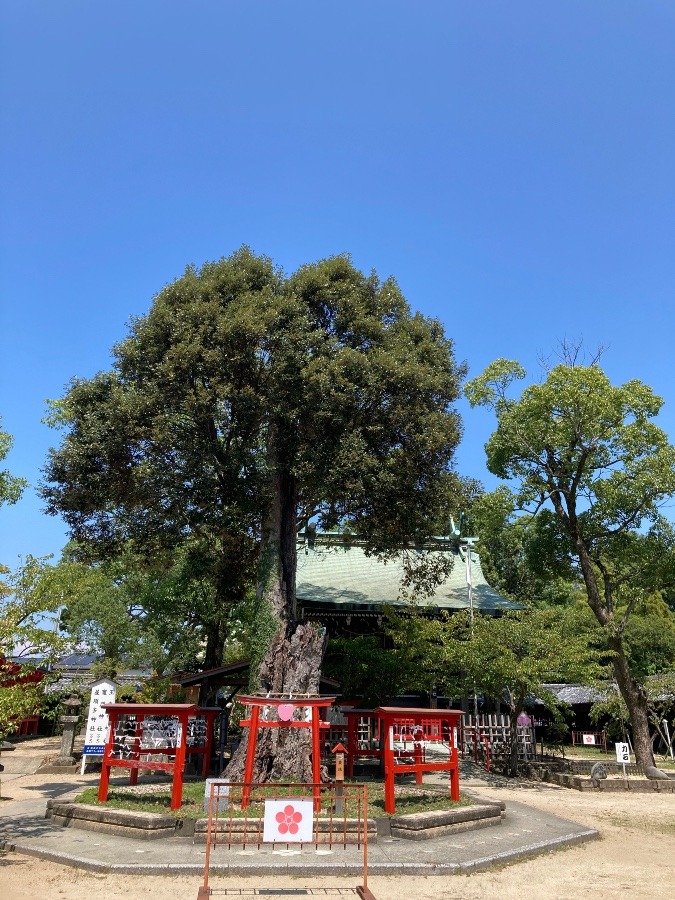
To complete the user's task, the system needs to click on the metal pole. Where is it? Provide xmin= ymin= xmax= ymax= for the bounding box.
xmin=466 ymin=544 xmax=479 ymax=721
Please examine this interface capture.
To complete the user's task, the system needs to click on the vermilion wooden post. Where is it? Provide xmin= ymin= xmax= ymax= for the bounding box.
xmin=347 ymin=714 xmax=357 ymax=777
xmin=201 ymin=710 xmax=216 ymax=777
xmin=383 ymin=723 xmax=395 ymax=814
xmin=312 ymin=705 xmax=322 ymax=810
xmin=450 ymin=742 xmax=460 ymax=801
xmin=171 ymin=710 xmax=189 ymax=810
xmin=241 ymin=703 xmax=260 ymax=808
xmin=97 ymin=708 xmax=117 ymax=802
xmin=413 ymin=740 xmax=424 ymax=784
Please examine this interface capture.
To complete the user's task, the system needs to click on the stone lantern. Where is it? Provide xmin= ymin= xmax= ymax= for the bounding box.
xmin=52 ymin=695 xmax=82 ymax=768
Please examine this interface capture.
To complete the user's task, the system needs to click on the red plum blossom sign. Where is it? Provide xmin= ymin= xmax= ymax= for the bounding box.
xmin=263 ymin=799 xmax=314 ymax=842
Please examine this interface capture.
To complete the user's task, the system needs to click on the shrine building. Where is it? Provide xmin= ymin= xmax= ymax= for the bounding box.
xmin=295 ymin=530 xmax=518 ymax=639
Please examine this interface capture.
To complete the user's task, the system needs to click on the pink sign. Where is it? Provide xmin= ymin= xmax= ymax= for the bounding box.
xmin=277 ymin=704 xmax=295 ymax=722
xmin=263 ymin=799 xmax=314 ymax=842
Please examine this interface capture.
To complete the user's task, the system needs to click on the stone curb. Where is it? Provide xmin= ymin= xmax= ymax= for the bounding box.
xmin=45 ymin=791 xmax=506 ymax=843
xmin=550 ymin=773 xmax=675 ymax=792
xmin=5 ymin=825 xmax=599 ymax=876
xmin=391 ymin=803 xmax=502 ymax=829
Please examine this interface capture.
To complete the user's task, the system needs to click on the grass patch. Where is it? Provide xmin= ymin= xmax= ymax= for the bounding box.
xmin=600 ymin=812 xmax=675 ymax=836
xmin=74 ymin=778 xmax=471 ymax=820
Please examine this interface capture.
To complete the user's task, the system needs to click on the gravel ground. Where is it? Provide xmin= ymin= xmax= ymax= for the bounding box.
xmin=2 ymin=737 xmax=674 ymax=899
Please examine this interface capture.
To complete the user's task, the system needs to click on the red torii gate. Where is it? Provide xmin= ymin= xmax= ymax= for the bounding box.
xmin=238 ymin=695 xmax=335 ymax=808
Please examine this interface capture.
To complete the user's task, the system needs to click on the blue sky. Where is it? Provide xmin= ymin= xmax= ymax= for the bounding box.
xmin=2 ymin=1 xmax=675 ymax=568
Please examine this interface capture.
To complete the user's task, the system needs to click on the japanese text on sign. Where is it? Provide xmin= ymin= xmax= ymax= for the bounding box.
xmin=615 ymin=742 xmax=630 ymax=764
xmin=83 ymin=679 xmax=117 ymax=755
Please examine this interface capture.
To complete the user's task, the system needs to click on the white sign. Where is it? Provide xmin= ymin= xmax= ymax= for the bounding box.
xmin=615 ymin=742 xmax=630 ymax=764
xmin=263 ymin=799 xmax=314 ymax=843
xmin=83 ymin=678 xmax=116 ymax=755
xmin=582 ymin=733 xmax=596 ymax=745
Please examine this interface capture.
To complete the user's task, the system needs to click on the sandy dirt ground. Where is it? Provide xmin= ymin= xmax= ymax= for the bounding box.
xmin=1 ymin=740 xmax=674 ymax=899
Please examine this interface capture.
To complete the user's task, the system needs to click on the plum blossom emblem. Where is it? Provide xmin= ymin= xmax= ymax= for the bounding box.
xmin=275 ymin=803 xmax=303 ymax=835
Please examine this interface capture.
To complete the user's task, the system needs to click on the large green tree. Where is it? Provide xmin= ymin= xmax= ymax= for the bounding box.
xmin=389 ymin=606 xmax=603 ymax=775
xmin=0 ymin=419 xmax=27 ymax=513
xmin=41 ymin=248 xmax=466 ymax=780
xmin=465 ymin=358 xmax=675 ymax=767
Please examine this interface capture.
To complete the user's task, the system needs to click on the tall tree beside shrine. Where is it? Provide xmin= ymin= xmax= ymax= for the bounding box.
xmin=465 ymin=357 xmax=675 ymax=768
xmin=0 ymin=419 xmax=27 ymax=514
xmin=41 ymin=248 xmax=466 ymax=780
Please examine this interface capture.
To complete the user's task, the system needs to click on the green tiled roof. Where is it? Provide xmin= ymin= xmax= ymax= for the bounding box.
xmin=296 ymin=542 xmax=517 ymax=613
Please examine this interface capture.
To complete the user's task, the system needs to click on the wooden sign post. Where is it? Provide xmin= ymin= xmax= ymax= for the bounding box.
xmin=332 ymin=742 xmax=348 ymax=814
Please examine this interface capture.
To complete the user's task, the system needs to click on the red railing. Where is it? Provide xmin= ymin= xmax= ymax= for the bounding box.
xmin=198 ymin=781 xmax=376 ymax=899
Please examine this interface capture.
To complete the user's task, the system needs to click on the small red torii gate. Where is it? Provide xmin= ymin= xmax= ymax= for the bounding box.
xmin=238 ymin=695 xmax=335 ymax=808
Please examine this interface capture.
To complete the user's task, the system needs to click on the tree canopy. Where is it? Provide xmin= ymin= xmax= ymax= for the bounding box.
xmin=385 ymin=604 xmax=604 ymax=773
xmin=0 ymin=556 xmax=69 ymax=740
xmin=0 ymin=418 xmax=27 ymax=513
xmin=41 ymin=248 xmax=467 ymax=779
xmin=465 ymin=357 xmax=675 ymax=767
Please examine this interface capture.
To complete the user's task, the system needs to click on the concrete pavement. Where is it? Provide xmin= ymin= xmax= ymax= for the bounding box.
xmin=0 ymin=738 xmax=598 ymax=877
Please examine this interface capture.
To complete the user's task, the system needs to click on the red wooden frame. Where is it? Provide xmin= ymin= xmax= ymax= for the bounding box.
xmin=238 ymin=695 xmax=335 ymax=809
xmin=374 ymin=706 xmax=463 ymax=813
xmin=98 ymin=703 xmax=220 ymax=810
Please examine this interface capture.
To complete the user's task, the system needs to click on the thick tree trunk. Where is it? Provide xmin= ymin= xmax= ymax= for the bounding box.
xmin=259 ymin=469 xmax=298 ymax=624
xmin=225 ymin=620 xmax=327 ymax=781
xmin=573 ymin=541 xmax=656 ymax=768
xmin=224 ymin=458 xmax=328 ymax=782
xmin=608 ymin=635 xmax=656 ymax=769
xmin=203 ymin=622 xmax=225 ymax=671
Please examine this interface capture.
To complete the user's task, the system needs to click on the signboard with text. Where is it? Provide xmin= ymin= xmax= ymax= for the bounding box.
xmin=83 ymin=678 xmax=117 ymax=755
xmin=615 ymin=742 xmax=630 ymax=764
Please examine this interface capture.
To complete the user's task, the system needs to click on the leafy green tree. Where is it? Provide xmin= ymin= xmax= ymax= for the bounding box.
xmin=467 ymin=488 xmax=583 ymax=607
xmin=43 ymin=545 xmax=235 ymax=682
xmin=621 ymin=594 xmax=675 ymax=681
xmin=465 ymin=358 xmax=675 ymax=767
xmin=0 ymin=419 xmax=27 ymax=511
xmin=590 ymin=671 xmax=675 ymax=759
xmin=323 ymin=634 xmax=415 ymax=707
xmin=387 ymin=606 xmax=605 ymax=774
xmin=41 ymin=249 xmax=466 ymax=780
xmin=0 ymin=557 xmax=68 ymax=740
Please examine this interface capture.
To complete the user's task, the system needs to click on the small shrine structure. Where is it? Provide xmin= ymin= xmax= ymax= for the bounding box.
xmin=98 ymin=703 xmax=220 ymax=810
xmin=237 ymin=694 xmax=335 ymax=807
xmin=374 ymin=706 xmax=463 ymax=813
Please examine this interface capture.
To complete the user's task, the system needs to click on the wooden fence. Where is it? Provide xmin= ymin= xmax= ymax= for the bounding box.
xmin=460 ymin=714 xmax=537 ymax=764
